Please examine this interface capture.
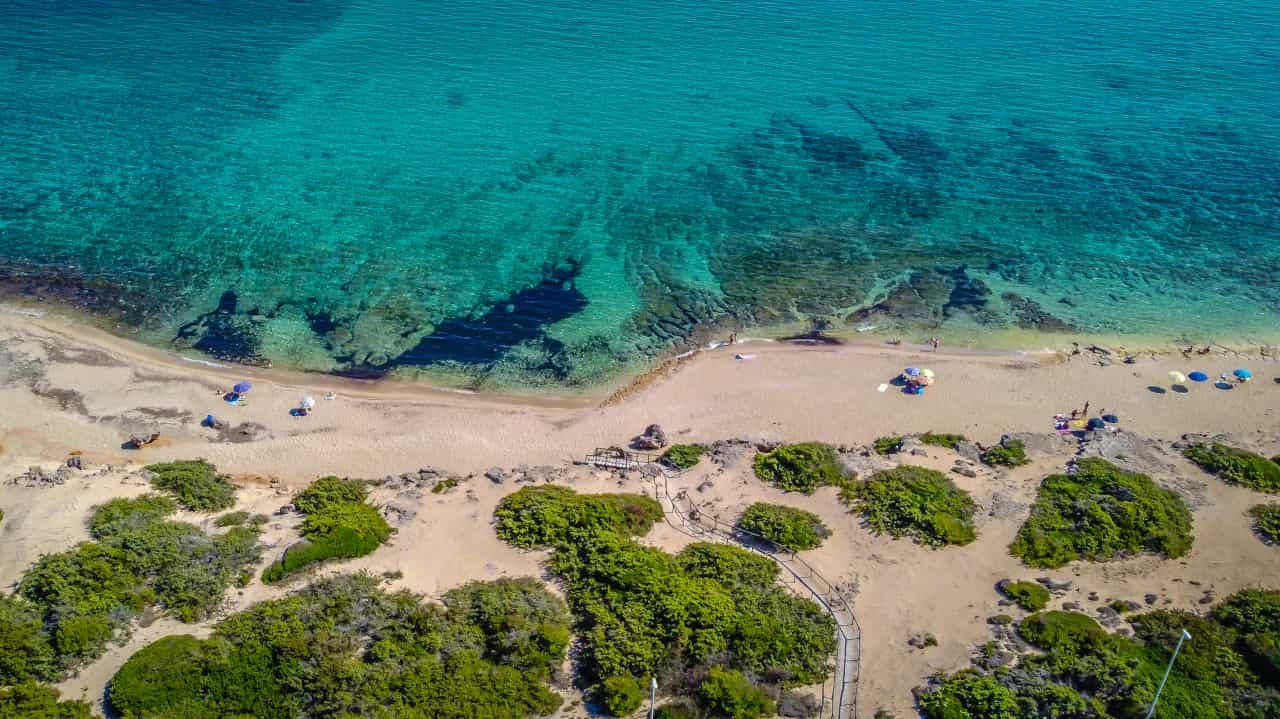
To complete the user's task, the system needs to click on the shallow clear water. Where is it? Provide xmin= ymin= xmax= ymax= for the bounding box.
xmin=2 ymin=0 xmax=1278 ymax=387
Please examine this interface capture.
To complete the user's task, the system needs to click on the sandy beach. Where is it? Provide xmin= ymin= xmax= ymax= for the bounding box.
xmin=2 ymin=309 xmax=1279 ymax=716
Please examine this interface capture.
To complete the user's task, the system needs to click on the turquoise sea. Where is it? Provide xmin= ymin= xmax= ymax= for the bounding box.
xmin=2 ymin=0 xmax=1278 ymax=388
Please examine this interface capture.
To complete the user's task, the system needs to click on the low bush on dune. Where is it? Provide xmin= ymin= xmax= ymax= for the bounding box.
xmin=1010 ymin=459 xmax=1193 ymax=568
xmin=662 ymin=444 xmax=705 ymax=470
xmin=699 ymin=667 xmax=776 ymax=719
xmin=920 ymin=432 xmax=968 ymax=449
xmin=873 ymin=436 xmax=903 ymax=456
xmin=753 ymin=442 xmax=851 ymax=493
xmin=999 ymin=580 xmax=1050 ymax=611
xmin=980 ymin=439 xmax=1028 ymax=468
xmin=3 ymin=495 xmax=261 ymax=680
xmin=1184 ymin=443 xmax=1280 ymax=493
xmin=0 ymin=681 xmax=93 ymax=719
xmin=108 ymin=574 xmax=569 ymax=719
xmin=291 ymin=475 xmax=369 ymax=513
xmin=1251 ymin=504 xmax=1280 ymax=544
xmin=262 ymin=478 xmax=392 ymax=583
xmin=919 ymin=590 xmax=1280 ymax=719
xmin=144 ymin=459 xmax=237 ymax=512
xmin=493 ymin=486 xmax=836 ymax=716
xmin=493 ymin=484 xmax=662 ymax=549
xmin=738 ymin=502 xmax=831 ymax=550
xmin=840 ymin=466 xmax=977 ymax=547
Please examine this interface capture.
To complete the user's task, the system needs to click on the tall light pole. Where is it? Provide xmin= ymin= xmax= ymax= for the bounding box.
xmin=648 ymin=677 xmax=658 ymax=719
xmin=1145 ymin=629 xmax=1191 ymax=719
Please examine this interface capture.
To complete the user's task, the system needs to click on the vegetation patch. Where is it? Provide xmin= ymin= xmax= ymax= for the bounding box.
xmin=108 ymin=574 xmax=569 ymax=719
xmin=738 ymin=502 xmax=831 ymax=550
xmin=980 ymin=439 xmax=1029 ymax=467
xmin=0 ymin=681 xmax=92 ymax=719
xmin=1010 ymin=458 xmax=1193 ymax=568
xmin=753 ymin=442 xmax=851 ymax=493
xmin=3 ymin=495 xmax=261 ymax=680
xmin=919 ymin=591 xmax=1280 ymax=719
xmin=839 ymin=466 xmax=977 ymax=547
xmin=1251 ymin=504 xmax=1280 ymax=544
xmin=662 ymin=444 xmax=705 ymax=470
xmin=999 ymin=580 xmax=1050 ymax=611
xmin=291 ymin=475 xmax=368 ymax=513
xmin=873 ymin=436 xmax=903 ymax=456
xmin=262 ymin=478 xmax=392 ymax=583
xmin=494 ymin=486 xmax=836 ymax=716
xmin=919 ymin=432 xmax=967 ymax=449
xmin=1184 ymin=442 xmax=1280 ymax=493
xmin=144 ymin=460 xmax=237 ymax=512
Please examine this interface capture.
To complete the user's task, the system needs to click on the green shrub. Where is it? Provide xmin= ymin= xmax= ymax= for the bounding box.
xmin=840 ymin=466 xmax=977 ymax=547
xmin=14 ymin=498 xmax=262 ymax=675
xmin=494 ymin=485 xmax=662 ymax=549
xmin=432 ymin=477 xmax=460 ymax=494
xmin=109 ymin=573 xmax=567 ymax=719
xmin=920 ymin=432 xmax=968 ymax=450
xmin=980 ymin=440 xmax=1028 ymax=467
xmin=654 ymin=703 xmax=698 ymax=719
xmin=1010 ymin=458 xmax=1193 ymax=568
xmin=1000 ymin=581 xmax=1050 ymax=611
xmin=753 ymin=442 xmax=850 ymax=493
xmin=263 ymin=501 xmax=393 ymax=583
xmin=738 ymin=502 xmax=831 ymax=550
xmin=602 ymin=675 xmax=644 ymax=716
xmin=213 ymin=510 xmax=251 ymax=527
xmin=918 ymin=670 xmax=1021 ymax=719
xmin=1185 ymin=443 xmax=1280 ymax=493
xmin=442 ymin=577 xmax=571 ymax=677
xmin=493 ymin=487 xmax=836 ymax=712
xmin=292 ymin=475 xmax=368 ymax=514
xmin=922 ymin=586 xmax=1280 ymax=719
xmin=144 ymin=460 xmax=236 ymax=512
xmin=87 ymin=493 xmax=177 ymax=538
xmin=1250 ymin=505 xmax=1280 ymax=544
xmin=699 ymin=668 xmax=776 ymax=719
xmin=0 ymin=595 xmax=57 ymax=683
xmin=663 ymin=444 xmax=705 ymax=470
xmin=873 ymin=436 xmax=903 ymax=456
xmin=0 ymin=681 xmax=93 ymax=719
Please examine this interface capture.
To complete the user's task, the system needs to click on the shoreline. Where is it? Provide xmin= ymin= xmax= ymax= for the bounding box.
xmin=6 ymin=298 xmax=1280 ymax=409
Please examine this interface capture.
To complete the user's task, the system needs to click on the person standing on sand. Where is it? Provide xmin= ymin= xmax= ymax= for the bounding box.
xmin=729 ymin=332 xmax=737 ymax=345
xmin=931 ymin=337 xmax=939 ymax=351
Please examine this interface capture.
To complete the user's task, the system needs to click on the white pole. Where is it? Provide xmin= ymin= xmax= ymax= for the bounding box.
xmin=648 ymin=677 xmax=658 ymax=719
xmin=1145 ymin=629 xmax=1191 ymax=719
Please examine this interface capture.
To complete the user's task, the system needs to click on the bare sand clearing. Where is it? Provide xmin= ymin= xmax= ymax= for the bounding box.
xmin=2 ymin=310 xmax=1279 ymax=716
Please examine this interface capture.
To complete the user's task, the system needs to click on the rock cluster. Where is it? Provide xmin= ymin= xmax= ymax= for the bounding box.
xmin=631 ymin=424 xmax=668 ymax=450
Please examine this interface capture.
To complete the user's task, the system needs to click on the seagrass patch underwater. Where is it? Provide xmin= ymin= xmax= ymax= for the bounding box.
xmin=1 ymin=0 xmax=1278 ymax=388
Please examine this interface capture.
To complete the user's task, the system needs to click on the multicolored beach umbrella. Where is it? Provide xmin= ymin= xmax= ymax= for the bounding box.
xmin=1188 ymin=371 xmax=1209 ymax=382
xmin=1168 ymin=371 xmax=1187 ymax=384
xmin=920 ymin=368 xmax=935 ymax=378
xmin=1234 ymin=369 xmax=1252 ymax=379
xmin=233 ymin=381 xmax=253 ymax=393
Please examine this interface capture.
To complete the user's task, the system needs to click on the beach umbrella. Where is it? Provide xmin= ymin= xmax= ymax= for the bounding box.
xmin=1188 ymin=371 xmax=1209 ymax=382
xmin=1102 ymin=413 xmax=1119 ymax=424
xmin=920 ymin=368 xmax=935 ymax=378
xmin=300 ymin=396 xmax=316 ymax=409
xmin=1234 ymin=369 xmax=1252 ymax=380
xmin=1087 ymin=417 xmax=1106 ymax=430
xmin=904 ymin=367 xmax=921 ymax=377
xmin=233 ymin=381 xmax=253 ymax=394
xmin=1168 ymin=371 xmax=1187 ymax=384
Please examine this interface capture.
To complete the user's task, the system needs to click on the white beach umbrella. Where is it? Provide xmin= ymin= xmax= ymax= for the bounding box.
xmin=300 ymin=396 xmax=316 ymax=409
xmin=1168 ymin=371 xmax=1187 ymax=384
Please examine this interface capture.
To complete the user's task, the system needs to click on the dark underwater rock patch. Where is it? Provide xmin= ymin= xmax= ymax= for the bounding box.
xmin=1001 ymin=292 xmax=1078 ymax=332
xmin=392 ymin=263 xmax=588 ymax=368
xmin=173 ymin=289 xmax=269 ymax=366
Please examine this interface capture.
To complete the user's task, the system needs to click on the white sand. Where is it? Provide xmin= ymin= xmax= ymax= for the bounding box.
xmin=1 ymin=311 xmax=1278 ymax=716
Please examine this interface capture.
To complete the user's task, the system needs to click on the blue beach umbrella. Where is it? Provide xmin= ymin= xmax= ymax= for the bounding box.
xmin=1187 ymin=371 xmax=1209 ymax=382
xmin=1087 ymin=417 xmax=1106 ymax=430
xmin=1234 ymin=369 xmax=1252 ymax=380
xmin=233 ymin=381 xmax=253 ymax=394
xmin=904 ymin=367 xmax=921 ymax=377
